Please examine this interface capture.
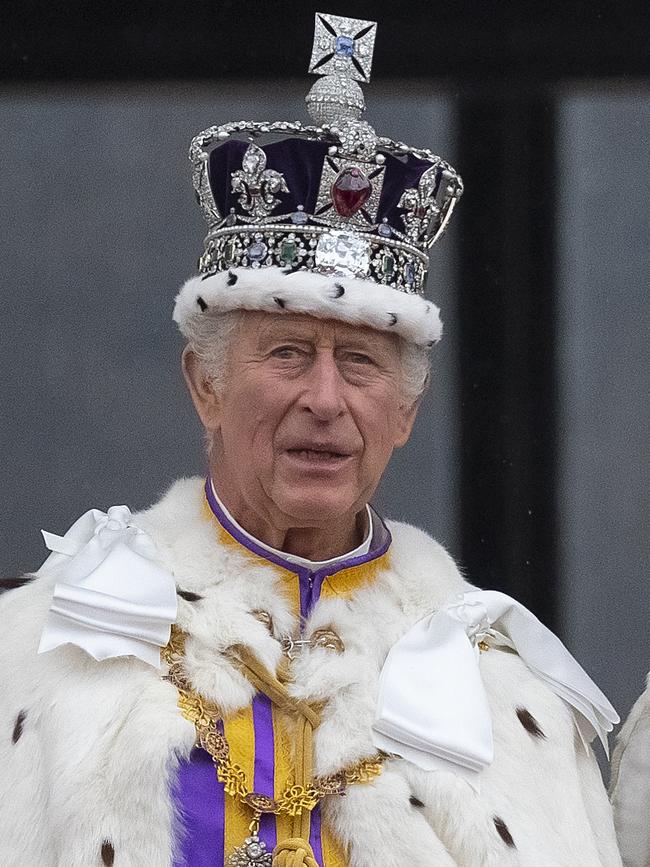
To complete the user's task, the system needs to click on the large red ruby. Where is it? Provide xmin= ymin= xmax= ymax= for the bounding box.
xmin=331 ymin=167 xmax=372 ymax=217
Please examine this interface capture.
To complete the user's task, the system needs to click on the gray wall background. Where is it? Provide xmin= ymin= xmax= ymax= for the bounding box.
xmin=1 ymin=80 xmax=648 ymax=726
xmin=556 ymin=86 xmax=650 ymax=721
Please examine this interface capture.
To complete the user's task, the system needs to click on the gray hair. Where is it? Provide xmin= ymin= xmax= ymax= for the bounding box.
xmin=183 ymin=309 xmax=431 ymax=404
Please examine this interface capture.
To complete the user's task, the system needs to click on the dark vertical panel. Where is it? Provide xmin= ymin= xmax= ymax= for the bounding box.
xmin=457 ymin=93 xmax=558 ymax=625
xmin=2 ymin=1 xmax=648 ymax=80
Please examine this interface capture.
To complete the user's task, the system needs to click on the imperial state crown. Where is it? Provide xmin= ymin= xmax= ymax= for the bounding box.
xmin=173 ymin=12 xmax=463 ymax=347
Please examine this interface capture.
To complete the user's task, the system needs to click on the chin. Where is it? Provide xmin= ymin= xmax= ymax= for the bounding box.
xmin=276 ymin=487 xmax=361 ymax=527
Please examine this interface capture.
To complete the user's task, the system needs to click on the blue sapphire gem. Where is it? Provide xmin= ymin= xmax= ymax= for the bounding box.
xmin=405 ymin=261 xmax=416 ymax=285
xmin=247 ymin=241 xmax=267 ymax=262
xmin=291 ymin=207 xmax=308 ymax=225
xmin=335 ymin=35 xmax=355 ymax=57
xmin=378 ymin=221 xmax=392 ymax=238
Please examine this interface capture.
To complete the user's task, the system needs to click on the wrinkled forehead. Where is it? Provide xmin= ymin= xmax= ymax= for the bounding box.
xmin=235 ymin=309 xmax=402 ymax=350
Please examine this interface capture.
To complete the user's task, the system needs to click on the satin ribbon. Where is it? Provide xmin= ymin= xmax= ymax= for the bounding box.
xmin=38 ymin=506 xmax=177 ymax=668
xmin=372 ymin=589 xmax=619 ymax=786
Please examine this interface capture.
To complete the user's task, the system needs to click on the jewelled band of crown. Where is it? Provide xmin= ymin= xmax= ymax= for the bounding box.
xmin=190 ymin=122 xmax=462 ymax=255
xmin=189 ymin=11 xmax=463 ymax=296
xmin=198 ymin=224 xmax=428 ymax=294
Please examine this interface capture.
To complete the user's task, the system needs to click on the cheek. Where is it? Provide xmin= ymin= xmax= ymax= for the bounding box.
xmin=220 ymin=382 xmax=287 ymax=453
xmin=356 ymin=393 xmax=406 ymax=459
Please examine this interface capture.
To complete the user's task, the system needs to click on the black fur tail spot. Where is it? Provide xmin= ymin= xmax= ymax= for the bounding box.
xmin=227 ymin=270 xmax=238 ymax=286
xmin=0 ymin=576 xmax=33 ymax=594
xmin=273 ymin=297 xmax=286 ymax=309
xmin=332 ymin=283 xmax=345 ymax=298
xmin=494 ymin=817 xmax=516 ymax=848
xmin=101 ymin=841 xmax=115 ymax=866
xmin=177 ymin=588 xmax=203 ymax=602
xmin=387 ymin=312 xmax=398 ymax=326
xmin=197 ymin=296 xmax=208 ymax=311
xmin=12 ymin=710 xmax=26 ymax=744
xmin=516 ymin=707 xmax=546 ymax=739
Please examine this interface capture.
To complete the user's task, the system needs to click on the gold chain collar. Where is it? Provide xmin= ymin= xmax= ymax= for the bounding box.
xmin=162 ymin=626 xmax=385 ymax=827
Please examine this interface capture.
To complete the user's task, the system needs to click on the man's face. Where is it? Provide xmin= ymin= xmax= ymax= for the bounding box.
xmin=185 ymin=311 xmax=418 ymax=535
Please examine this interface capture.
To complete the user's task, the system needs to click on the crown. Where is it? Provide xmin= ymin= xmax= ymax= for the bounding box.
xmin=174 ymin=13 xmax=462 ymax=347
xmin=190 ymin=12 xmax=462 ymax=296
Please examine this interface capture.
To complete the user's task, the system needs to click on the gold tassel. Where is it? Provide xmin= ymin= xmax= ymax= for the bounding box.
xmin=272 ymin=838 xmax=319 ymax=867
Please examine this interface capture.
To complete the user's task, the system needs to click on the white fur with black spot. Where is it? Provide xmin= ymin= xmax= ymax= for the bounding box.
xmin=173 ymin=267 xmax=443 ymax=347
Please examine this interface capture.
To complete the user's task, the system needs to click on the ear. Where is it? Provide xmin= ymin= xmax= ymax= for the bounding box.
xmin=181 ymin=347 xmax=222 ymax=433
xmin=393 ymin=398 xmax=419 ymax=448
xmin=394 ymin=366 xmax=430 ymax=448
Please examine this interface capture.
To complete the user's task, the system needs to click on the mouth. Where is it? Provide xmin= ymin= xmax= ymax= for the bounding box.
xmin=283 ymin=444 xmax=353 ymax=469
xmin=288 ymin=447 xmax=347 ymax=459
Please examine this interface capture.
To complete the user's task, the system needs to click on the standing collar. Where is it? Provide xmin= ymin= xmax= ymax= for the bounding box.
xmin=204 ymin=477 xmax=391 ymax=577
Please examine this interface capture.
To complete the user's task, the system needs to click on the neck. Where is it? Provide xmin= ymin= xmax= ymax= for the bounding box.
xmin=210 ymin=478 xmax=368 ymax=561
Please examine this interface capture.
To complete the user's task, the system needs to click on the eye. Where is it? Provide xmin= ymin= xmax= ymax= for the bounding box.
xmin=345 ymin=351 xmax=374 ymax=365
xmin=270 ymin=344 xmax=303 ymax=359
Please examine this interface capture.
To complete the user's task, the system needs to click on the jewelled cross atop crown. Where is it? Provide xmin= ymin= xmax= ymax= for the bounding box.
xmin=175 ymin=13 xmax=463 ymax=347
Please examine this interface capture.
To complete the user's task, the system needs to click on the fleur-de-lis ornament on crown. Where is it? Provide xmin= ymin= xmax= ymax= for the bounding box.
xmin=231 ymin=143 xmax=289 ymax=220
xmin=399 ymin=166 xmax=442 ymax=245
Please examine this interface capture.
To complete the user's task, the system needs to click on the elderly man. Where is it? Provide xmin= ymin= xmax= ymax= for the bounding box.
xmin=0 ymin=13 xmax=623 ymax=867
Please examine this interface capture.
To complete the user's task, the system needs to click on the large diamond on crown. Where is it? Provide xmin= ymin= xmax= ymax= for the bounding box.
xmin=315 ymin=230 xmax=370 ymax=276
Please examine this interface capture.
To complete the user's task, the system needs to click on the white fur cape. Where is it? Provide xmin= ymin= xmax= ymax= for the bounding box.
xmin=0 ymin=477 xmax=621 ymax=867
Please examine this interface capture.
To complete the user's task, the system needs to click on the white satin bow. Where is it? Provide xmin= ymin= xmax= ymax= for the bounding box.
xmin=372 ymin=589 xmax=619 ymax=786
xmin=38 ymin=506 xmax=177 ymax=668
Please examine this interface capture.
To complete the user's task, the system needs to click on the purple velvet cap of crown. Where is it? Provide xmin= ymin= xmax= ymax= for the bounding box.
xmin=208 ymin=138 xmax=443 ymax=230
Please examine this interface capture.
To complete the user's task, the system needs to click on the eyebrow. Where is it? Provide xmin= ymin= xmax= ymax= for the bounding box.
xmin=256 ymin=328 xmax=317 ymax=345
xmin=254 ymin=322 xmax=395 ymax=354
xmin=258 ymin=333 xmax=381 ymax=353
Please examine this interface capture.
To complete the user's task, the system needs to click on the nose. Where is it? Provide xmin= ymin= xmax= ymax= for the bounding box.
xmin=298 ymin=351 xmax=347 ymax=421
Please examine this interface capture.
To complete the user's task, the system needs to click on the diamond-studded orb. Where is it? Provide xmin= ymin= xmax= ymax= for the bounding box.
xmin=305 ymin=74 xmax=365 ymax=125
xmin=331 ymin=167 xmax=372 ymax=217
xmin=315 ymin=230 xmax=370 ymax=276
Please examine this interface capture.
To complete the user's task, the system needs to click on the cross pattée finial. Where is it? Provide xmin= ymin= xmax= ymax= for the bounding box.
xmin=308 ymin=12 xmax=377 ymax=83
